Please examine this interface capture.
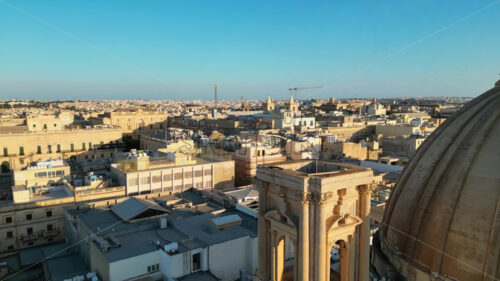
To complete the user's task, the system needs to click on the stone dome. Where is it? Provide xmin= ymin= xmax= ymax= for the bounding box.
xmin=379 ymin=85 xmax=500 ymax=280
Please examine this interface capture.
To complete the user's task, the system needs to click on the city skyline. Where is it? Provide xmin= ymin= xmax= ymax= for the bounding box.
xmin=1 ymin=0 xmax=499 ymax=100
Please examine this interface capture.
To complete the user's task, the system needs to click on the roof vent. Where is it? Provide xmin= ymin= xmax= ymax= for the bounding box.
xmin=95 ymin=236 xmax=111 ymax=252
xmin=210 ymin=214 xmax=242 ymax=230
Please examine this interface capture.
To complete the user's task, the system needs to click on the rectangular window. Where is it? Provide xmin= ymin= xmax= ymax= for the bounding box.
xmin=128 ymin=177 xmax=139 ymax=186
xmin=56 ymin=144 xmax=61 ymax=153
xmin=82 ymin=143 xmax=86 ymax=150
xmin=204 ymin=168 xmax=212 ymax=176
xmin=147 ymin=264 xmax=159 ymax=272
xmin=192 ymin=253 xmax=201 ymax=271
xmin=6 ymin=231 xmax=13 ymax=238
xmin=185 ymin=171 xmax=192 ymax=178
xmin=27 ymin=227 xmax=33 ymax=235
xmin=46 ymin=211 xmax=52 ymax=217
xmin=70 ymin=144 xmax=74 ymax=152
xmin=19 ymin=147 xmax=24 ymax=156
xmin=88 ymin=142 xmax=92 ymax=150
xmin=37 ymin=146 xmax=41 ymax=154
xmin=3 ymin=148 xmax=7 ymax=157
xmin=35 ymin=172 xmax=47 ymax=178
xmin=46 ymin=224 xmax=53 ymax=231
xmin=5 ymin=217 xmax=12 ymax=223
xmin=163 ymin=174 xmax=172 ymax=181
xmin=205 ymin=181 xmax=212 ymax=187
xmin=174 ymin=172 xmax=183 ymax=180
xmin=47 ymin=145 xmax=52 ymax=153
xmin=152 ymin=175 xmax=162 ymax=183
xmin=26 ymin=214 xmax=32 ymax=220
xmin=194 ymin=170 xmax=203 ymax=177
xmin=140 ymin=177 xmax=151 ymax=184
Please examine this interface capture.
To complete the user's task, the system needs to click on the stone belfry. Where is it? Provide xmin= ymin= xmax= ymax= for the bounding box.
xmin=254 ymin=160 xmax=376 ymax=281
xmin=266 ymin=96 xmax=276 ymax=111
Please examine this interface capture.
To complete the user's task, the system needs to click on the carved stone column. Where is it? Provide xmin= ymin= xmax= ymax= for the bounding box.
xmin=309 ymin=196 xmax=316 ymax=281
xmin=256 ymin=181 xmax=270 ymax=280
xmin=276 ymin=236 xmax=285 ymax=281
xmin=358 ymin=184 xmax=373 ymax=281
xmin=271 ymin=230 xmax=277 ymax=281
xmin=315 ymin=195 xmax=327 ymax=281
xmin=339 ymin=240 xmax=349 ymax=281
xmin=298 ymin=192 xmax=310 ymax=281
xmin=348 ymin=235 xmax=356 ymax=281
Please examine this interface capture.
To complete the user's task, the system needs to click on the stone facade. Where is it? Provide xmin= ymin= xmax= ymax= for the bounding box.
xmin=0 ymin=128 xmax=123 ymax=171
xmin=255 ymin=160 xmax=376 ymax=281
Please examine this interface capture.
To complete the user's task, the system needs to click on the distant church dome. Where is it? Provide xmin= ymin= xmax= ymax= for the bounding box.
xmin=377 ymin=84 xmax=500 ymax=280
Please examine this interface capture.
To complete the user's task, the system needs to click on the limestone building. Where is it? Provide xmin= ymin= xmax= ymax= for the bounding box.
xmin=233 ymin=142 xmax=287 ymax=186
xmin=92 ymin=108 xmax=168 ymax=137
xmin=0 ymin=127 xmax=123 ymax=171
xmin=12 ymin=159 xmax=70 ymax=188
xmin=372 ymin=83 xmax=500 ymax=280
xmin=255 ymin=160 xmax=376 ymax=281
xmin=111 ymin=152 xmax=235 ymax=194
xmin=26 ymin=112 xmax=74 ymax=132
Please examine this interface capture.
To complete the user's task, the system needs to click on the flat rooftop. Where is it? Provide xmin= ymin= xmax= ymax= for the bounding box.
xmin=70 ymin=192 xmax=257 ymax=263
xmin=172 ymin=209 xmax=257 ymax=246
xmin=99 ymin=228 xmax=198 ymax=263
xmin=178 ymin=271 xmax=220 ymax=281
xmin=31 ymin=189 xmax=71 ymax=201
xmin=261 ymin=160 xmax=370 ymax=178
xmin=113 ymin=156 xmax=218 ymax=173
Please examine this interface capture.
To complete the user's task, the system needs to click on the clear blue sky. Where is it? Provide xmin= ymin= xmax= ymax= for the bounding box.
xmin=0 ymin=0 xmax=499 ymax=100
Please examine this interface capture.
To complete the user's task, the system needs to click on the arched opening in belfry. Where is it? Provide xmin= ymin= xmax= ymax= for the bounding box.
xmin=329 ymin=239 xmax=350 ymax=281
xmin=274 ymin=234 xmax=296 ymax=281
xmin=1 ymin=161 xmax=10 ymax=173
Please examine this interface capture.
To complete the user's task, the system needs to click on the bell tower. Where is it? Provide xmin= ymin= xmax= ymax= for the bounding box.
xmin=255 ymin=160 xmax=376 ymax=281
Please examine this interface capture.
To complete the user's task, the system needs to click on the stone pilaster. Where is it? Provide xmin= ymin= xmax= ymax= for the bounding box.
xmin=315 ymin=193 xmax=328 ymax=281
xmin=256 ymin=180 xmax=270 ymax=280
xmin=358 ymin=184 xmax=373 ymax=281
xmin=298 ymin=192 xmax=310 ymax=281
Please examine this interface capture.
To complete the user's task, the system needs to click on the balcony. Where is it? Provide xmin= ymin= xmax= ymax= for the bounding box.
xmin=41 ymin=228 xmax=59 ymax=238
xmin=21 ymin=233 xmax=38 ymax=241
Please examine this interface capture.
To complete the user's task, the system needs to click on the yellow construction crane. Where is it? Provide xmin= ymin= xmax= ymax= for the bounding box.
xmin=289 ymin=86 xmax=323 ymax=100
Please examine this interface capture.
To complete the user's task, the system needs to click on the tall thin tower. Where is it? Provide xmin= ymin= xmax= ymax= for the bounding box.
xmin=214 ymin=83 xmax=218 ymax=109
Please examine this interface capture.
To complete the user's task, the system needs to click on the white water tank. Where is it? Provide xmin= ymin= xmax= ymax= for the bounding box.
xmin=164 ymin=242 xmax=178 ymax=253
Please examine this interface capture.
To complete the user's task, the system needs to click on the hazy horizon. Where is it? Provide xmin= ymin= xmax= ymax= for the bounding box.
xmin=1 ymin=0 xmax=499 ymax=100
